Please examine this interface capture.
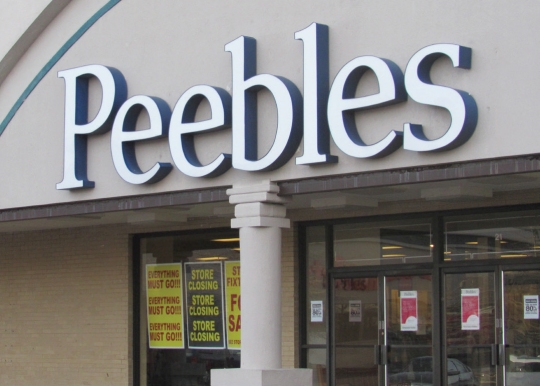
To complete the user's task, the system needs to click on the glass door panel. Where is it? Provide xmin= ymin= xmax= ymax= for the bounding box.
xmin=444 ymin=272 xmax=496 ymax=386
xmin=386 ymin=275 xmax=433 ymax=386
xmin=333 ymin=274 xmax=434 ymax=386
xmin=503 ymin=270 xmax=540 ymax=386
xmin=334 ymin=277 xmax=379 ymax=386
xmin=444 ymin=212 xmax=540 ymax=261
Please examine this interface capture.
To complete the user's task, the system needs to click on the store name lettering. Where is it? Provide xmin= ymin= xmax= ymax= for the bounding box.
xmin=56 ymin=23 xmax=477 ymax=190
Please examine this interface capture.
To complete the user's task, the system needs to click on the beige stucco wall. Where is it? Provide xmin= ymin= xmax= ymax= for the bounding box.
xmin=0 ymin=0 xmax=67 ymax=70
xmin=0 ymin=1 xmax=110 ymax=113
xmin=0 ymin=0 xmax=539 ymax=210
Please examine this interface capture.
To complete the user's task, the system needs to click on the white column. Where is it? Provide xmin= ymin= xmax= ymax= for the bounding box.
xmin=230 ymin=181 xmax=289 ymax=369
xmin=211 ymin=180 xmax=312 ymax=386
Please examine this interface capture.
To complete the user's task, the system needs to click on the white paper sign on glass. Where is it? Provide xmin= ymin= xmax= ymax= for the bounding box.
xmin=524 ymin=295 xmax=539 ymax=320
xmin=400 ymin=291 xmax=418 ymax=331
xmin=461 ymin=288 xmax=480 ymax=330
xmin=311 ymin=300 xmax=323 ymax=322
xmin=349 ymin=300 xmax=362 ymax=322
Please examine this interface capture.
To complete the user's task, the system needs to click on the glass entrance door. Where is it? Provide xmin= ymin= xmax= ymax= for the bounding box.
xmin=385 ymin=275 xmax=433 ymax=386
xmin=333 ymin=274 xmax=433 ymax=386
xmin=444 ymin=271 xmax=496 ymax=386
xmin=503 ymin=270 xmax=540 ymax=386
xmin=334 ymin=276 xmax=379 ymax=386
xmin=444 ymin=268 xmax=540 ymax=386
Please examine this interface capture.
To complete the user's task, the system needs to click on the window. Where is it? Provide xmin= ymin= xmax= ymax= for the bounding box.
xmin=136 ymin=230 xmax=240 ymax=386
xmin=445 ymin=210 xmax=540 ymax=261
xmin=301 ymin=207 xmax=540 ymax=386
xmin=302 ymin=226 xmax=328 ymax=386
xmin=334 ymin=220 xmax=432 ymax=267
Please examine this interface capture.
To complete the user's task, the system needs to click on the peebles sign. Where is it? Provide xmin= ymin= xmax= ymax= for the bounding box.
xmin=56 ymin=23 xmax=477 ymax=190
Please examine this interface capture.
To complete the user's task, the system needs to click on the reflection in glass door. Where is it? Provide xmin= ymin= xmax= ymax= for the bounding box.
xmin=444 ymin=269 xmax=540 ymax=386
xmin=444 ymin=271 xmax=495 ymax=386
xmin=334 ymin=277 xmax=379 ymax=386
xmin=386 ymin=276 xmax=433 ymax=386
xmin=333 ymin=274 xmax=432 ymax=386
xmin=503 ymin=270 xmax=540 ymax=386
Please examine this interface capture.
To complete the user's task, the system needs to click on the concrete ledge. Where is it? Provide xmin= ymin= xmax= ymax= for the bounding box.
xmin=229 ymin=192 xmax=291 ymax=205
xmin=211 ymin=369 xmax=313 ymax=386
xmin=235 ymin=203 xmax=287 ymax=219
xmin=226 ymin=180 xmax=279 ymax=195
xmin=231 ymin=216 xmax=290 ymax=229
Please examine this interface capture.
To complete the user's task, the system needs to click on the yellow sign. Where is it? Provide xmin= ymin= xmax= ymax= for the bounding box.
xmin=225 ymin=261 xmax=241 ymax=349
xmin=146 ymin=263 xmax=184 ymax=349
xmin=185 ymin=262 xmax=226 ymax=349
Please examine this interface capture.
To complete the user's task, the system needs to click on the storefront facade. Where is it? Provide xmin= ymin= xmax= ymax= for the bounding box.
xmin=1 ymin=1 xmax=540 ymax=385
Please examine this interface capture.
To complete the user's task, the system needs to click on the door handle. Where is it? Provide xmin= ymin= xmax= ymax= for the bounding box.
xmin=490 ymin=344 xmax=497 ymax=366
xmin=490 ymin=344 xmax=506 ymax=366
xmin=499 ymin=344 xmax=506 ymax=366
xmin=374 ymin=345 xmax=381 ymax=365
xmin=374 ymin=345 xmax=388 ymax=365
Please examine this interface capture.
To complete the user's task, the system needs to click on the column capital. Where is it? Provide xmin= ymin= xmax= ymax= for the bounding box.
xmin=226 ymin=180 xmax=291 ymax=205
xmin=227 ymin=180 xmax=290 ymax=228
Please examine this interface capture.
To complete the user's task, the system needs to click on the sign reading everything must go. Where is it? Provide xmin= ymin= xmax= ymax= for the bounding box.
xmin=56 ymin=23 xmax=477 ymax=190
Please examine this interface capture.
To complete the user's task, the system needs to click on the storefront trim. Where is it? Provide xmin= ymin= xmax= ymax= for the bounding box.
xmin=1 ymin=154 xmax=540 ymax=222
xmin=0 ymin=188 xmax=228 ymax=222
xmin=280 ymin=154 xmax=540 ymax=195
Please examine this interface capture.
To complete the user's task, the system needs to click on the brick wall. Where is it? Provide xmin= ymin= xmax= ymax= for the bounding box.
xmin=0 ymin=225 xmax=131 ymax=386
xmin=281 ymin=225 xmax=299 ymax=368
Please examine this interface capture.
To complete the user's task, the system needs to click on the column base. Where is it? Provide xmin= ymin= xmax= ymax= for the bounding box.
xmin=211 ymin=369 xmax=313 ymax=386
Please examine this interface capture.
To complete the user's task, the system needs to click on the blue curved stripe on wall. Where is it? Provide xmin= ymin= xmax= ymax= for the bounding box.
xmin=0 ymin=0 xmax=122 ymax=136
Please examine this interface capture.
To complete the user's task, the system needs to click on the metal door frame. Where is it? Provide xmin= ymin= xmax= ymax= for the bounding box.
xmin=441 ymin=262 xmax=540 ymax=386
xmin=330 ymin=268 xmax=434 ymax=386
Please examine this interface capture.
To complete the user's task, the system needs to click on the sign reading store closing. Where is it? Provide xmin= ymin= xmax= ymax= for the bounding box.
xmin=184 ymin=262 xmax=226 ymax=349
